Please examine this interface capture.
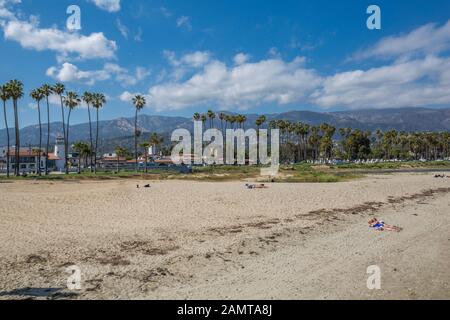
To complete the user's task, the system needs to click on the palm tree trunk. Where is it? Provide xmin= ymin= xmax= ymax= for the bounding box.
xmin=134 ymin=109 xmax=138 ymax=172
xmin=60 ymin=96 xmax=68 ymax=175
xmin=95 ymin=108 xmax=99 ymax=174
xmin=45 ymin=97 xmax=50 ymax=175
xmin=37 ymin=101 xmax=42 ymax=176
xmin=2 ymin=100 xmax=10 ymax=178
xmin=13 ymin=100 xmax=19 ymax=176
xmin=65 ymin=108 xmax=72 ymax=174
xmin=87 ymin=103 xmax=93 ymax=172
xmin=145 ymin=151 xmax=148 ymax=173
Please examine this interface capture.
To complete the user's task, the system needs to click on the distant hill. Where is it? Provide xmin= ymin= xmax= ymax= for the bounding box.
xmin=1 ymin=107 xmax=449 ymax=153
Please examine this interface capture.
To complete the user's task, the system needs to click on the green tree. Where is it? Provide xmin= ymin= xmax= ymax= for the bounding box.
xmin=0 ymin=85 xmax=11 ymax=177
xmin=40 ymin=84 xmax=52 ymax=175
xmin=82 ymin=92 xmax=94 ymax=171
xmin=63 ymin=92 xmax=81 ymax=174
xmin=92 ymin=93 xmax=106 ymax=173
xmin=6 ymin=80 xmax=24 ymax=176
xmin=30 ymin=88 xmax=44 ymax=175
xmin=132 ymin=95 xmax=146 ymax=171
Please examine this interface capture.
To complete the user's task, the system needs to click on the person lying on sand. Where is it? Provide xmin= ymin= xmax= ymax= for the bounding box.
xmin=369 ymin=218 xmax=402 ymax=232
xmin=245 ymin=183 xmax=269 ymax=189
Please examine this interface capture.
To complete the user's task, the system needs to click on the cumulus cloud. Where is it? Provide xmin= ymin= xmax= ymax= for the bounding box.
xmin=234 ymin=53 xmax=251 ymax=65
xmin=3 ymin=19 xmax=117 ymax=60
xmin=89 ymin=0 xmax=120 ymax=13
xmin=145 ymin=56 xmax=321 ymax=111
xmin=312 ymin=55 xmax=450 ymax=109
xmin=0 ymin=0 xmax=20 ymax=21
xmin=47 ymin=63 xmax=150 ymax=86
xmin=352 ymin=19 xmax=450 ymax=60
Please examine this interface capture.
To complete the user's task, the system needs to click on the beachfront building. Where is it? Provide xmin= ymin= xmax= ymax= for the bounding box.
xmin=3 ymin=148 xmax=59 ymax=173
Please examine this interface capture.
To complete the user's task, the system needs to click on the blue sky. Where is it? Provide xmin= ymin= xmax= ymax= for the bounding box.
xmin=0 ymin=0 xmax=450 ymax=128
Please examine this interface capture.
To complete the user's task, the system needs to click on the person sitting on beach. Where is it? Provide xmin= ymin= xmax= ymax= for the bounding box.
xmin=368 ymin=218 xmax=402 ymax=232
xmin=245 ymin=183 xmax=269 ymax=189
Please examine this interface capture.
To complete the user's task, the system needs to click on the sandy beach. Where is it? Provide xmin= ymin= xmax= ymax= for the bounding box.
xmin=0 ymin=173 xmax=449 ymax=299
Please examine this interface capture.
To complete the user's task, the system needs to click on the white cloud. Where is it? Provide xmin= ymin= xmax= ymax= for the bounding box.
xmin=146 ymin=56 xmax=321 ymax=111
xmin=116 ymin=18 xmax=128 ymax=39
xmin=0 ymin=0 xmax=20 ymax=21
xmin=352 ymin=19 xmax=450 ymax=60
xmin=234 ymin=53 xmax=250 ymax=65
xmin=3 ymin=19 xmax=117 ymax=60
xmin=119 ymin=91 xmax=145 ymax=103
xmin=177 ymin=16 xmax=192 ymax=31
xmin=312 ymin=55 xmax=450 ymax=109
xmin=47 ymin=62 xmax=150 ymax=86
xmin=180 ymin=51 xmax=211 ymax=67
xmin=89 ymin=0 xmax=120 ymax=13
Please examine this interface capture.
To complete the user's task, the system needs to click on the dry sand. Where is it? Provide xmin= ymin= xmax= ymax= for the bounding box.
xmin=0 ymin=173 xmax=449 ymax=299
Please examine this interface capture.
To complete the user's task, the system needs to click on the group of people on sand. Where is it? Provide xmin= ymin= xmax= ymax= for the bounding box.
xmin=434 ymin=174 xmax=450 ymax=179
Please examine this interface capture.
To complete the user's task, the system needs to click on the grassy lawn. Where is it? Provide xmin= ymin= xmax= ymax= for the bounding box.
xmin=1 ymin=161 xmax=448 ymax=183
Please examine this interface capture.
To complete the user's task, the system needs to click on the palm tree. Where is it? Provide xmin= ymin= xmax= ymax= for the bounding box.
xmin=207 ymin=110 xmax=215 ymax=129
xmin=150 ymin=132 xmax=163 ymax=154
xmin=63 ymin=92 xmax=81 ymax=174
xmin=132 ymin=95 xmax=146 ymax=171
xmin=52 ymin=83 xmax=66 ymax=166
xmin=30 ymin=88 xmax=44 ymax=176
xmin=92 ymin=93 xmax=106 ymax=173
xmin=193 ymin=112 xmax=201 ymax=122
xmin=72 ymin=141 xmax=90 ymax=174
xmin=6 ymin=80 xmax=23 ymax=176
xmin=82 ymin=92 xmax=94 ymax=171
xmin=40 ymin=84 xmax=52 ymax=175
xmin=0 ymin=85 xmax=11 ymax=177
xmin=140 ymin=142 xmax=150 ymax=173
xmin=219 ymin=112 xmax=226 ymax=134
xmin=255 ymin=115 xmax=267 ymax=165
xmin=200 ymin=114 xmax=207 ymax=131
xmin=114 ymin=146 xmax=128 ymax=173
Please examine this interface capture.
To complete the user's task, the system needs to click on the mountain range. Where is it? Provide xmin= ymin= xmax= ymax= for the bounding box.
xmin=1 ymin=107 xmax=449 ymax=153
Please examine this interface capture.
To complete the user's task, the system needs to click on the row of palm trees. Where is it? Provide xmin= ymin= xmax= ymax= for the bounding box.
xmin=1 ymin=80 xmax=109 ymax=177
xmin=0 ymin=79 xmax=152 ymax=177
xmin=193 ymin=111 xmax=254 ymax=131
xmin=189 ymin=112 xmax=450 ymax=163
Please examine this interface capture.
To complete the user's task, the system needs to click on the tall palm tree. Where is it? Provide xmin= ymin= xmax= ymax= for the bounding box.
xmin=6 ymin=80 xmax=23 ymax=176
xmin=132 ymin=95 xmax=146 ymax=172
xmin=63 ymin=92 xmax=81 ymax=174
xmin=30 ymin=88 xmax=44 ymax=176
xmin=207 ymin=110 xmax=215 ymax=129
xmin=92 ymin=93 xmax=106 ymax=173
xmin=52 ymin=83 xmax=66 ymax=165
xmin=0 ymin=85 xmax=11 ymax=177
xmin=200 ymin=114 xmax=207 ymax=131
xmin=255 ymin=115 xmax=266 ymax=165
xmin=40 ymin=84 xmax=52 ymax=175
xmin=82 ymin=92 xmax=94 ymax=171
xmin=219 ymin=112 xmax=226 ymax=134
